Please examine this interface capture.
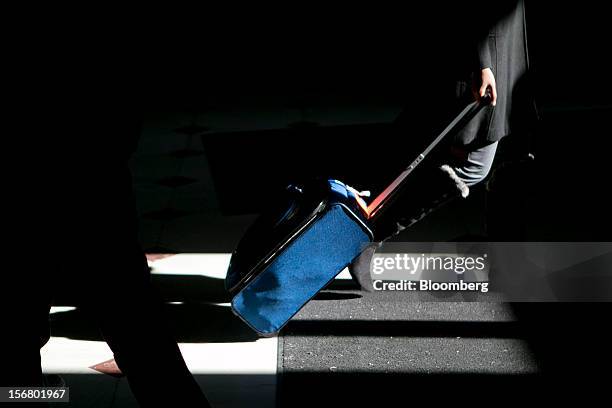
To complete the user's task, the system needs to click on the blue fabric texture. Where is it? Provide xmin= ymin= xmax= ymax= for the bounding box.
xmin=232 ymin=204 xmax=369 ymax=335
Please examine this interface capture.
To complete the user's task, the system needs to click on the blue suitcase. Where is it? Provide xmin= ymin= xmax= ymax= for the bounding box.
xmin=226 ymin=179 xmax=373 ymax=335
xmin=226 ymin=97 xmax=490 ymax=335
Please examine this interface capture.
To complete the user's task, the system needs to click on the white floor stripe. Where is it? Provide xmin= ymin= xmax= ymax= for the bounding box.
xmin=149 ymin=253 xmax=232 ymax=278
xmin=148 ymin=253 xmax=352 ymax=279
xmin=41 ymin=338 xmax=114 ymax=375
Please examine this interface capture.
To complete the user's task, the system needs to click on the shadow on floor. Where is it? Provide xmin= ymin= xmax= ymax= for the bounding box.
xmin=312 ymin=291 xmax=363 ymax=301
xmin=151 ymin=273 xmax=230 ymax=303
xmin=50 ymin=302 xmax=259 ymax=343
xmin=278 ymin=371 xmax=590 ymax=406
xmin=55 ymin=373 xmax=275 ymax=408
xmin=52 ymin=274 xmax=231 ymax=306
xmin=510 ymin=302 xmax=612 ymax=376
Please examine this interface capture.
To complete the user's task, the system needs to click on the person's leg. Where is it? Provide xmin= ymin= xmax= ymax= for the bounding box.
xmin=2 ymin=219 xmax=55 ymax=388
xmin=62 ymin=157 xmax=210 ymax=407
xmin=349 ymin=141 xmax=499 ymax=290
xmin=78 ymin=246 xmax=209 ymax=408
xmin=379 ymin=140 xmax=499 ymax=236
xmin=348 ymin=161 xmax=469 ymax=291
xmin=449 ymin=141 xmax=499 ymax=187
xmin=2 ymin=290 xmax=52 ymax=388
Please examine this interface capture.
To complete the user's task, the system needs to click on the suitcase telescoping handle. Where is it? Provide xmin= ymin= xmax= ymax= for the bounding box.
xmin=366 ymin=93 xmax=492 ymax=220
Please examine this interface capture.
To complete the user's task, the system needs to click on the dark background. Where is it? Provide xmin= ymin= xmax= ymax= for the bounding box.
xmin=25 ymin=1 xmax=612 ymax=244
xmin=131 ymin=3 xmax=609 ymax=109
xmin=125 ymin=2 xmax=610 ymax=241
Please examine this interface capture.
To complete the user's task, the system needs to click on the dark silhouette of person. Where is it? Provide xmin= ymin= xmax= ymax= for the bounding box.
xmin=5 ymin=62 xmax=211 ymax=406
xmin=350 ymin=0 xmax=538 ymax=289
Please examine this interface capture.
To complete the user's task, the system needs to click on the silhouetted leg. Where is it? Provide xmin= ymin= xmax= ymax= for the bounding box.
xmin=349 ymin=142 xmax=499 ymax=290
xmin=61 ymin=160 xmax=210 ymax=407
xmin=78 ymin=247 xmax=210 ymax=407
xmin=2 ymin=293 xmax=51 ymax=388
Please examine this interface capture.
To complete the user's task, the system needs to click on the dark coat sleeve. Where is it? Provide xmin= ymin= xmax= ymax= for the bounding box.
xmin=477 ymin=32 xmax=494 ymax=71
xmin=454 ymin=0 xmax=537 ymax=146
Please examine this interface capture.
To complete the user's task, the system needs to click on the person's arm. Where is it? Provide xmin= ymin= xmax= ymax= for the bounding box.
xmin=474 ymin=68 xmax=497 ymax=106
xmin=472 ymin=15 xmax=498 ymax=106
